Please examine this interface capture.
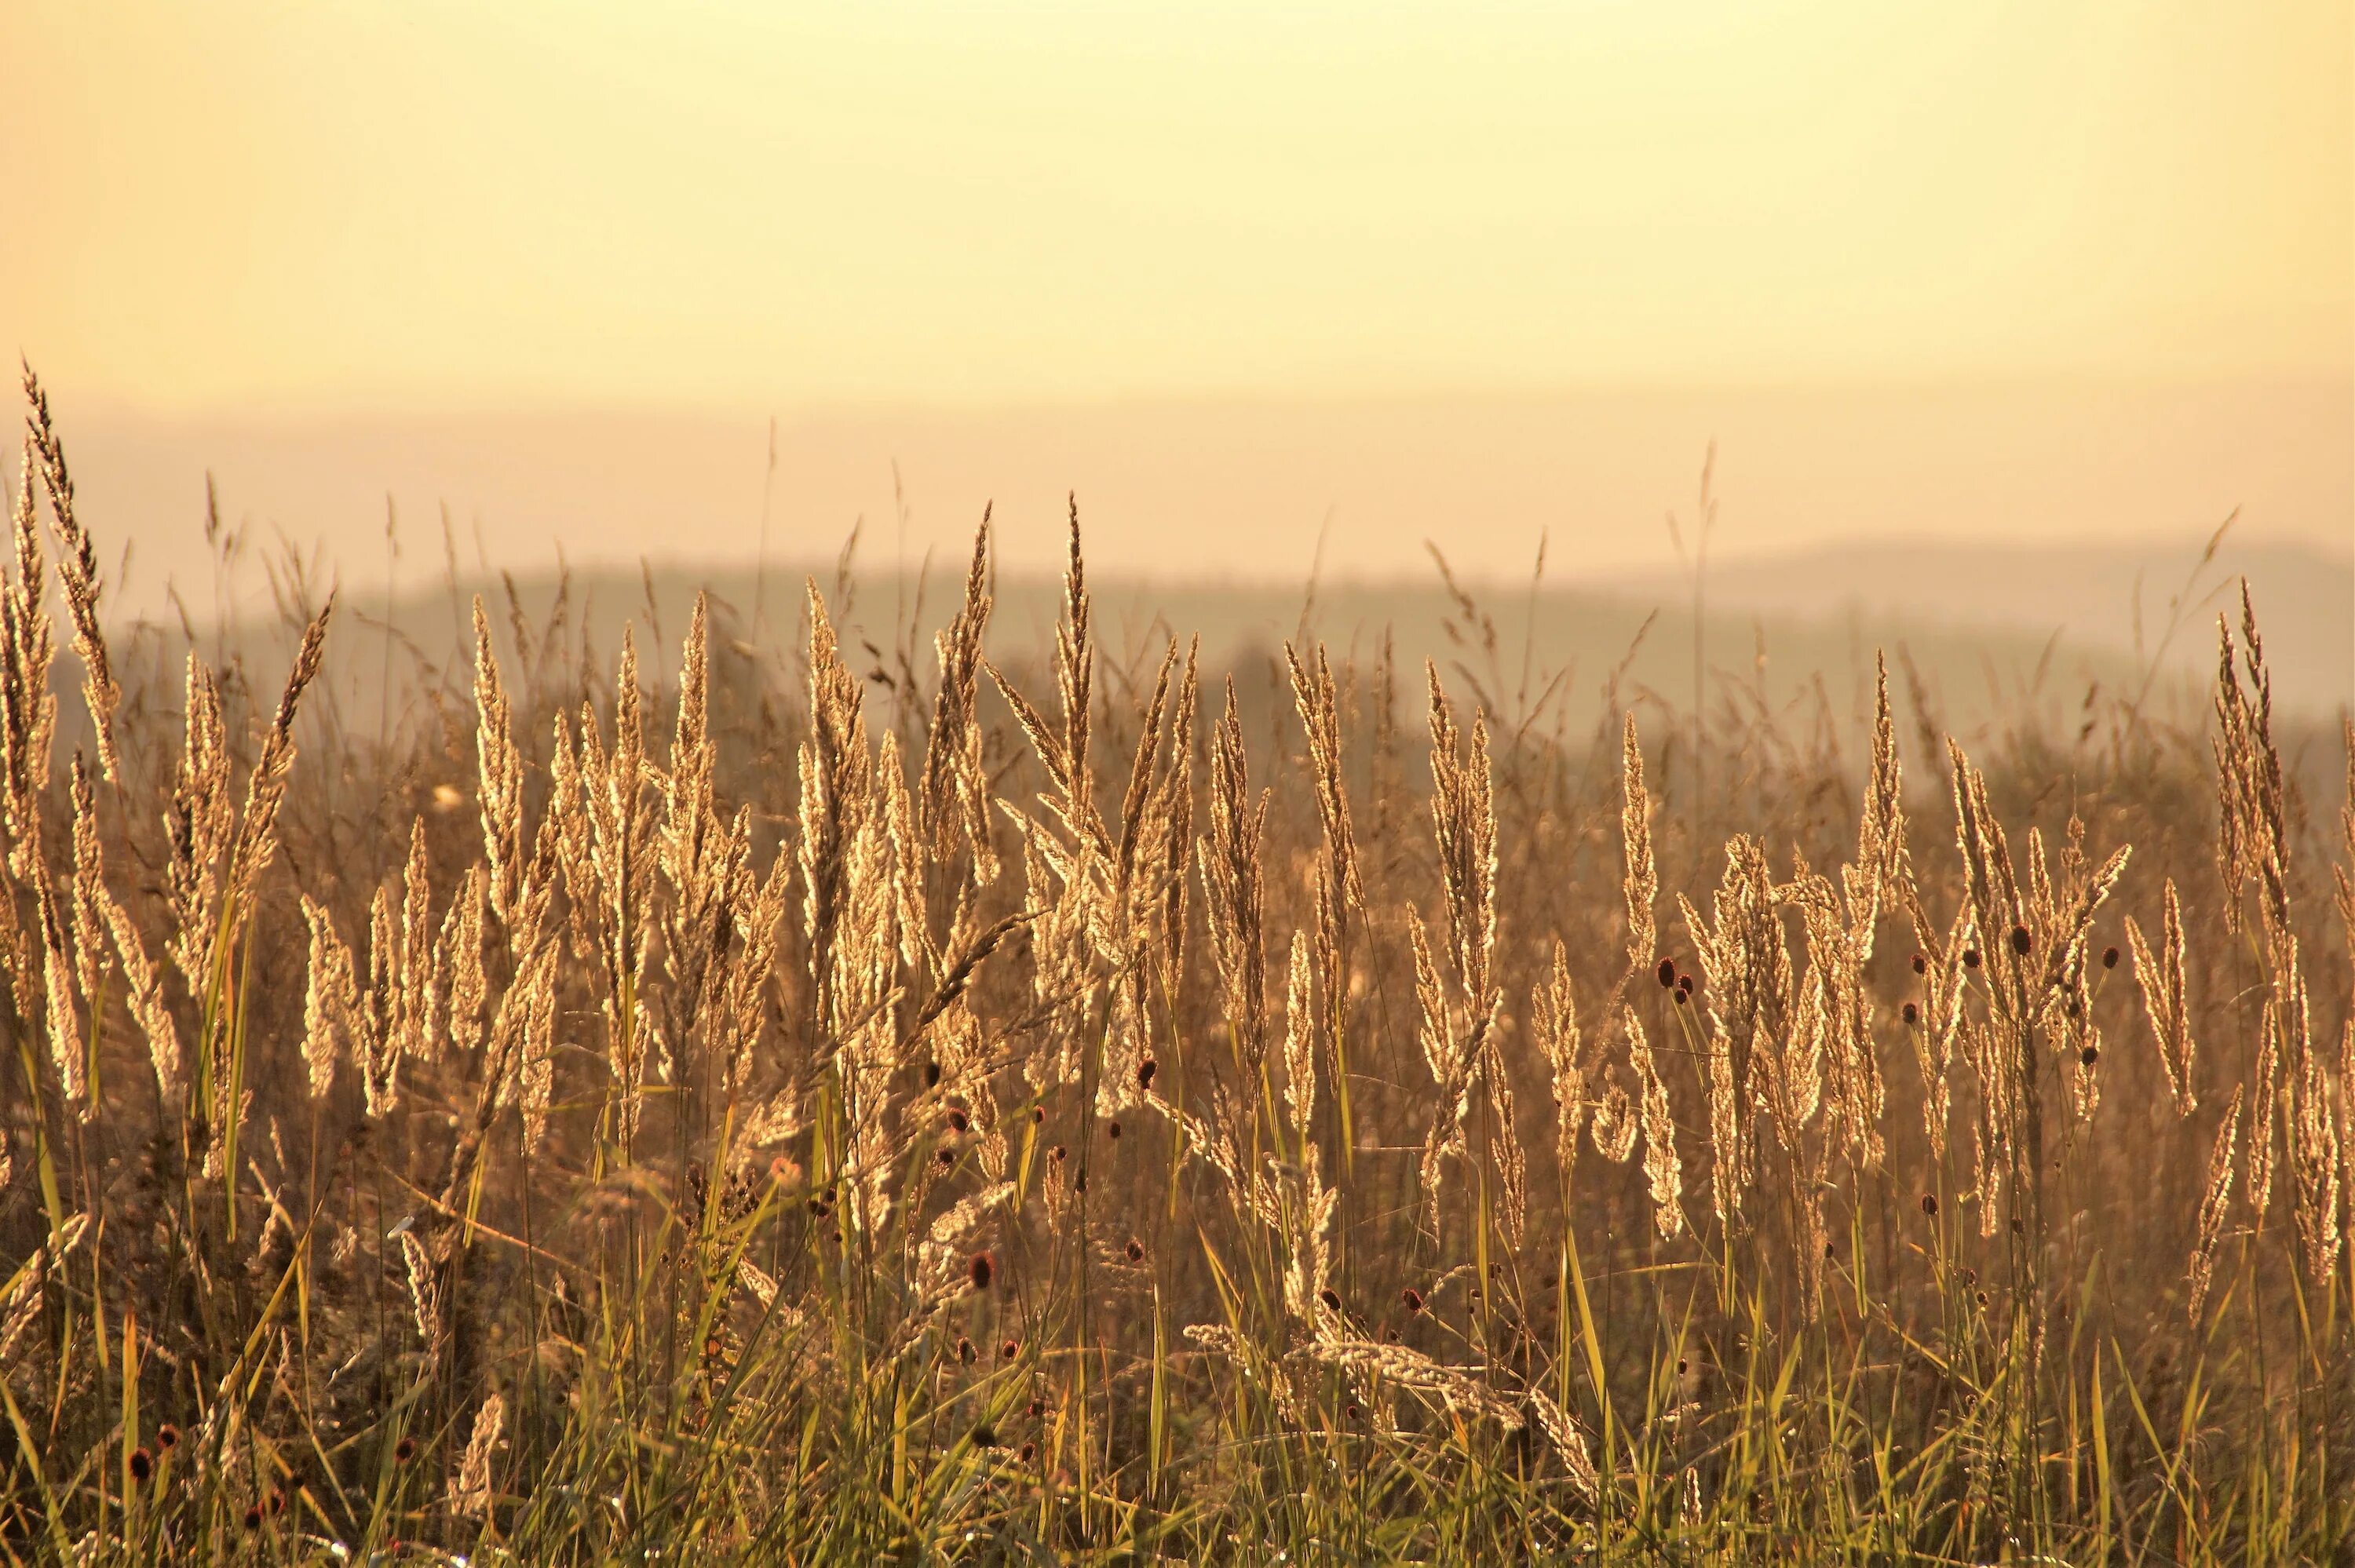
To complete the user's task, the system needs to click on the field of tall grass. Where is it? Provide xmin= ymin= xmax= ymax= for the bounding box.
xmin=2 ymin=366 xmax=2350 ymax=1563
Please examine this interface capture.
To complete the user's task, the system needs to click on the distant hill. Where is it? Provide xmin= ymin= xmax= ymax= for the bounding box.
xmin=1604 ymin=535 xmax=2352 ymax=713
xmin=151 ymin=534 xmax=2342 ymax=779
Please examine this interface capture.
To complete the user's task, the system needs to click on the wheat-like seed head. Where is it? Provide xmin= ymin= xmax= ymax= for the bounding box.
xmin=442 ymin=866 xmax=488 ymax=1063
xmin=800 ymin=582 xmax=871 ymax=1035
xmin=1298 ymin=1334 xmax=1524 ymax=1432
xmin=1490 ymin=1080 xmax=1528 ymax=1248
xmin=1903 ymin=898 xmax=1970 ymax=1166
xmin=1619 ymin=712 xmax=1657 ymax=985
xmin=33 ymin=857 xmax=82 ymax=1106
xmin=1625 ymin=1005 xmax=1684 ymax=1241
xmin=1281 ymin=929 xmax=1316 ymax=1140
xmin=1286 ymin=642 xmax=1363 ymax=921
xmin=21 ymin=365 xmax=119 ymax=784
xmin=1275 ymin=947 xmax=1338 ymax=1323
xmin=659 ymin=593 xmax=746 ymax=1053
xmin=1685 ymin=836 xmax=1789 ymax=1227
xmin=2340 ymin=1017 xmax=2355 ymax=1264
xmin=2187 ymin=1085 xmax=2242 ymax=1322
xmin=0 ymin=829 xmax=30 ymax=1030
xmin=2124 ymin=878 xmax=2197 ymax=1117
xmin=2290 ymin=1055 xmax=2343 ymax=1289
xmin=1591 ymin=1078 xmax=1638 ymax=1164
xmin=1152 ymin=641 xmax=1200 ymax=990
xmin=547 ymin=625 xmax=664 ymax=1136
xmin=922 ymin=511 xmax=998 ymax=885
xmin=1531 ymin=939 xmax=1586 ymax=1185
xmin=165 ymin=655 xmax=230 ymax=995
xmin=917 ymin=1180 xmax=1017 ymax=1302
xmin=1199 ymin=680 xmax=1269 ymax=1072
xmin=1408 ymin=908 xmax=1471 ymax=1231
xmin=717 ymin=841 xmax=793 ymax=1099
xmin=514 ymin=945 xmax=558 ymax=1153
xmin=2250 ymin=984 xmax=2285 ymax=1228
xmin=1112 ymin=643 xmax=1179 ymax=909
xmin=1787 ymin=853 xmax=1882 ymax=1168
xmin=1426 ymin=666 xmax=1497 ymax=1015
xmin=471 ymin=596 xmax=528 ymax=931
xmin=1055 ymin=497 xmax=1097 ymax=840
xmin=361 ymin=884 xmax=401 ymax=1118
xmin=0 ymin=1216 xmax=87 ymax=1373
xmin=396 ymin=817 xmax=437 ymax=1063
xmin=65 ymin=753 xmax=107 ymax=1058
xmin=221 ymin=595 xmax=334 ymax=923
xmin=1855 ymin=655 xmax=1908 ymax=910
xmin=1525 ymin=1387 xmax=1601 ymax=1501
xmin=1948 ymin=742 xmax=2029 ymax=1023
xmin=299 ymin=896 xmax=356 ymax=1101
xmin=451 ymin=1394 xmax=506 ymax=1519
xmin=1 ymin=435 xmax=57 ymax=877
xmin=401 ymin=1230 xmax=446 ymax=1373
xmin=99 ymin=881 xmax=181 ymax=1107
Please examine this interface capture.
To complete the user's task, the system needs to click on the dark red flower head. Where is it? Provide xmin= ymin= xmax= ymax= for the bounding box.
xmin=1402 ymin=1287 xmax=1425 ymax=1315
xmin=969 ymin=1252 xmax=995 ymax=1292
xmin=1656 ymin=956 xmax=1677 ymax=989
xmin=2010 ymin=924 xmax=2032 ymax=956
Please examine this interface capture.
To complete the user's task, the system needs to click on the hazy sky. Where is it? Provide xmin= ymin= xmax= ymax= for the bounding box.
xmin=6 ymin=1 xmax=2347 ymax=409
xmin=1 ymin=2 xmax=2348 ymax=595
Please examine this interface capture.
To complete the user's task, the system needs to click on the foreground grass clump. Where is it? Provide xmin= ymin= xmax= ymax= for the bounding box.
xmin=1 ymin=369 xmax=2351 ymax=1563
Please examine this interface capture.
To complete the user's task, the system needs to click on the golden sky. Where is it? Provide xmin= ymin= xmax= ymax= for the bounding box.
xmin=5 ymin=1 xmax=2348 ymax=412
